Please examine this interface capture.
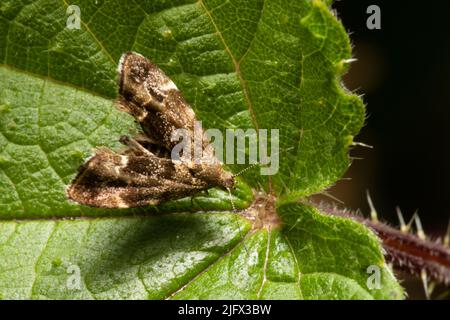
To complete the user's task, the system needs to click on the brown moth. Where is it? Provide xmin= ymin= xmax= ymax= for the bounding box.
xmin=67 ymin=52 xmax=234 ymax=208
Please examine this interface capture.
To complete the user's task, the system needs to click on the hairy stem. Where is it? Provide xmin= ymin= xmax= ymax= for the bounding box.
xmin=318 ymin=203 xmax=450 ymax=286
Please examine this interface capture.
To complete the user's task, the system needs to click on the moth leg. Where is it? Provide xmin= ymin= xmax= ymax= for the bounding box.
xmin=119 ymin=135 xmax=156 ymax=158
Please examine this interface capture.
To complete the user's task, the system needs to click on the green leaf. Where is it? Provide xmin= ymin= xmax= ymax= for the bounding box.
xmin=172 ymin=203 xmax=401 ymax=300
xmin=0 ymin=0 xmax=403 ymax=299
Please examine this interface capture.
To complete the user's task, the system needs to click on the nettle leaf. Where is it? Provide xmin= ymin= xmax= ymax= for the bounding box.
xmin=0 ymin=0 xmax=403 ymax=299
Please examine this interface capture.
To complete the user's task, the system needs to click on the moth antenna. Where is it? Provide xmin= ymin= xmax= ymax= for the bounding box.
xmin=227 ymin=187 xmax=249 ymax=255
xmin=231 ymin=146 xmax=295 ymax=178
xmin=232 ymin=163 xmax=259 ymax=177
xmin=226 ymin=187 xmax=236 ymax=212
xmin=366 ymin=191 xmax=378 ymax=223
xmin=414 ymin=212 xmax=426 ymax=240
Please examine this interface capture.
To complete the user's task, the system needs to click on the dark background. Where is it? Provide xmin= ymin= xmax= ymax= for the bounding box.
xmin=327 ymin=0 xmax=450 ymax=239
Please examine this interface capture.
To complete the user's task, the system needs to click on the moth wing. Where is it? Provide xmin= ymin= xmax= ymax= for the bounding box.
xmin=67 ymin=149 xmax=206 ymax=208
xmin=118 ymin=52 xmax=197 ymax=151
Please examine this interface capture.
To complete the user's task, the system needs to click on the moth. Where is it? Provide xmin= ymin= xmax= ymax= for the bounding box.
xmin=67 ymin=52 xmax=235 ymax=208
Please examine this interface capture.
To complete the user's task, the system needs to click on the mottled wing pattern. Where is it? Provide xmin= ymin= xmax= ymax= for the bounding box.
xmin=118 ymin=52 xmax=198 ymax=151
xmin=67 ymin=52 xmax=234 ymax=208
xmin=67 ymin=148 xmax=207 ymax=208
